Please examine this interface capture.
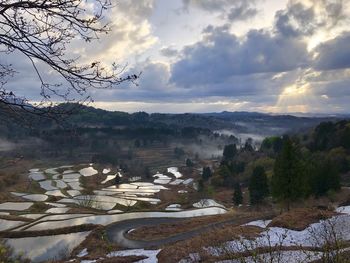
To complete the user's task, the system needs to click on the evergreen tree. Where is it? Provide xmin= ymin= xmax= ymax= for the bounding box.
xmin=186 ymin=158 xmax=194 ymax=167
xmin=233 ymin=183 xmax=243 ymax=206
xmin=249 ymin=166 xmax=269 ymax=205
xmin=223 ymin=144 xmax=237 ymax=160
xmin=144 ymin=166 xmax=151 ymax=179
xmin=244 ymin=138 xmax=254 ymax=152
xmin=202 ymin=167 xmax=212 ymax=181
xmin=309 ymin=158 xmax=340 ymax=197
xmin=272 ymin=138 xmax=305 ymax=210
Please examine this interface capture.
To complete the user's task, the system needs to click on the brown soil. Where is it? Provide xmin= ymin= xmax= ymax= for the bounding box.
xmin=268 ymin=208 xmax=338 ymax=230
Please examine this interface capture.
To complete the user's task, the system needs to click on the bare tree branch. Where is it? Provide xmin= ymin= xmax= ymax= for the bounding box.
xmin=0 ymin=0 xmax=138 ymax=121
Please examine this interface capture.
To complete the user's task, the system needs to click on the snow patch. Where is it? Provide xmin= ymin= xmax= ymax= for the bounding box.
xmin=107 ymin=249 xmax=161 ymax=263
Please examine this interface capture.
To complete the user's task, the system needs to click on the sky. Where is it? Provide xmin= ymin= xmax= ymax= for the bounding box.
xmin=2 ymin=0 xmax=350 ymax=114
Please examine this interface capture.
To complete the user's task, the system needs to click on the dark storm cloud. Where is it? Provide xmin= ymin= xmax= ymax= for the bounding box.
xmin=89 ymin=58 xmax=285 ymax=103
xmin=170 ymin=26 xmax=310 ymax=87
xmin=274 ymin=0 xmax=347 ymax=38
xmin=314 ymin=32 xmax=350 ymax=71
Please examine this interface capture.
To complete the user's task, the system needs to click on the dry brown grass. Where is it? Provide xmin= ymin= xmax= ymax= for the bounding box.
xmin=0 ymin=161 xmax=29 ymax=202
xmin=268 ymin=208 xmax=337 ymax=231
xmin=213 ymin=188 xmax=235 ymax=207
xmin=71 ymin=227 xmax=124 ymax=260
xmin=127 ymin=211 xmax=247 ymax=241
xmin=157 ymin=224 xmax=263 ymax=263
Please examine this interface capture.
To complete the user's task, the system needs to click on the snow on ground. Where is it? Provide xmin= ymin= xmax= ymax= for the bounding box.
xmin=208 ymin=212 xmax=350 ymax=258
xmin=244 ymin=220 xmax=272 ymax=228
xmin=103 ymin=168 xmax=111 ymax=174
xmin=167 ymin=167 xmax=183 ymax=178
xmin=107 ymin=249 xmax=161 ymax=263
xmin=153 ymin=173 xmax=172 ymax=184
xmin=79 ymin=167 xmax=98 ymax=177
xmin=166 ymin=204 xmax=182 ymax=211
xmin=181 ymin=210 xmax=350 ymax=262
xmin=77 ymin=248 xmax=89 ymax=258
xmin=216 ymin=250 xmax=323 ymax=263
xmin=101 ymin=174 xmax=118 ymax=184
xmin=193 ymin=199 xmax=225 ymax=208
xmin=336 ymin=205 xmax=350 ymax=215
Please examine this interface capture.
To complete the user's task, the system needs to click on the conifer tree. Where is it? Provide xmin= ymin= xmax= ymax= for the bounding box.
xmin=233 ymin=183 xmax=243 ymax=206
xmin=309 ymin=158 xmax=340 ymax=197
xmin=272 ymin=138 xmax=305 ymax=210
xmin=223 ymin=144 xmax=237 ymax=160
xmin=202 ymin=167 xmax=212 ymax=181
xmin=249 ymin=166 xmax=269 ymax=205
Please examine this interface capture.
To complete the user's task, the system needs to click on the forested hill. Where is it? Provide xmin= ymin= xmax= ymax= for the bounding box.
xmin=50 ymin=104 xmax=343 ymax=133
xmin=0 ymin=103 xmax=347 ymax=141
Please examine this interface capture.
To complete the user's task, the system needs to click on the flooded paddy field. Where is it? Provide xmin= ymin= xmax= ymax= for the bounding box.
xmin=0 ymin=164 xmax=227 ymax=262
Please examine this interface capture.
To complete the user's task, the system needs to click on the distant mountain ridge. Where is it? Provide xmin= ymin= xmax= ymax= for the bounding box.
xmin=54 ymin=104 xmax=345 ymax=136
xmin=1 ymin=103 xmax=348 ymax=138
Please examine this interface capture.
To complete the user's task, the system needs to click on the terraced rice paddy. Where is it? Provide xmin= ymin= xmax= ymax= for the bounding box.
xmin=0 ymin=164 xmax=227 ymax=262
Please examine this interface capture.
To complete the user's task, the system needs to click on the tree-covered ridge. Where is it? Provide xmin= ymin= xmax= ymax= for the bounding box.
xmin=205 ymin=120 xmax=350 ymax=210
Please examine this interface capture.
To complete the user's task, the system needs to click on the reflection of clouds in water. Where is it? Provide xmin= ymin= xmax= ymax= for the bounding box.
xmin=0 ymin=219 xmax=25 ymax=231
xmin=27 ymin=208 xmax=227 ymax=231
xmin=6 ymin=232 xmax=90 ymax=262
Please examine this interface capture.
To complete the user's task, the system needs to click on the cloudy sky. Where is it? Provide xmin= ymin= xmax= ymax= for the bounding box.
xmin=3 ymin=0 xmax=350 ymax=114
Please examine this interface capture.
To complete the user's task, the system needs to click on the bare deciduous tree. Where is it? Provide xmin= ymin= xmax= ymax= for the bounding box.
xmin=0 ymin=0 xmax=138 ymax=120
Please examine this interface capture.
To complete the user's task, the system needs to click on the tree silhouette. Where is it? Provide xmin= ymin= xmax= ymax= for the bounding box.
xmin=0 ymin=0 xmax=137 ymax=120
xmin=249 ymin=166 xmax=269 ymax=205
